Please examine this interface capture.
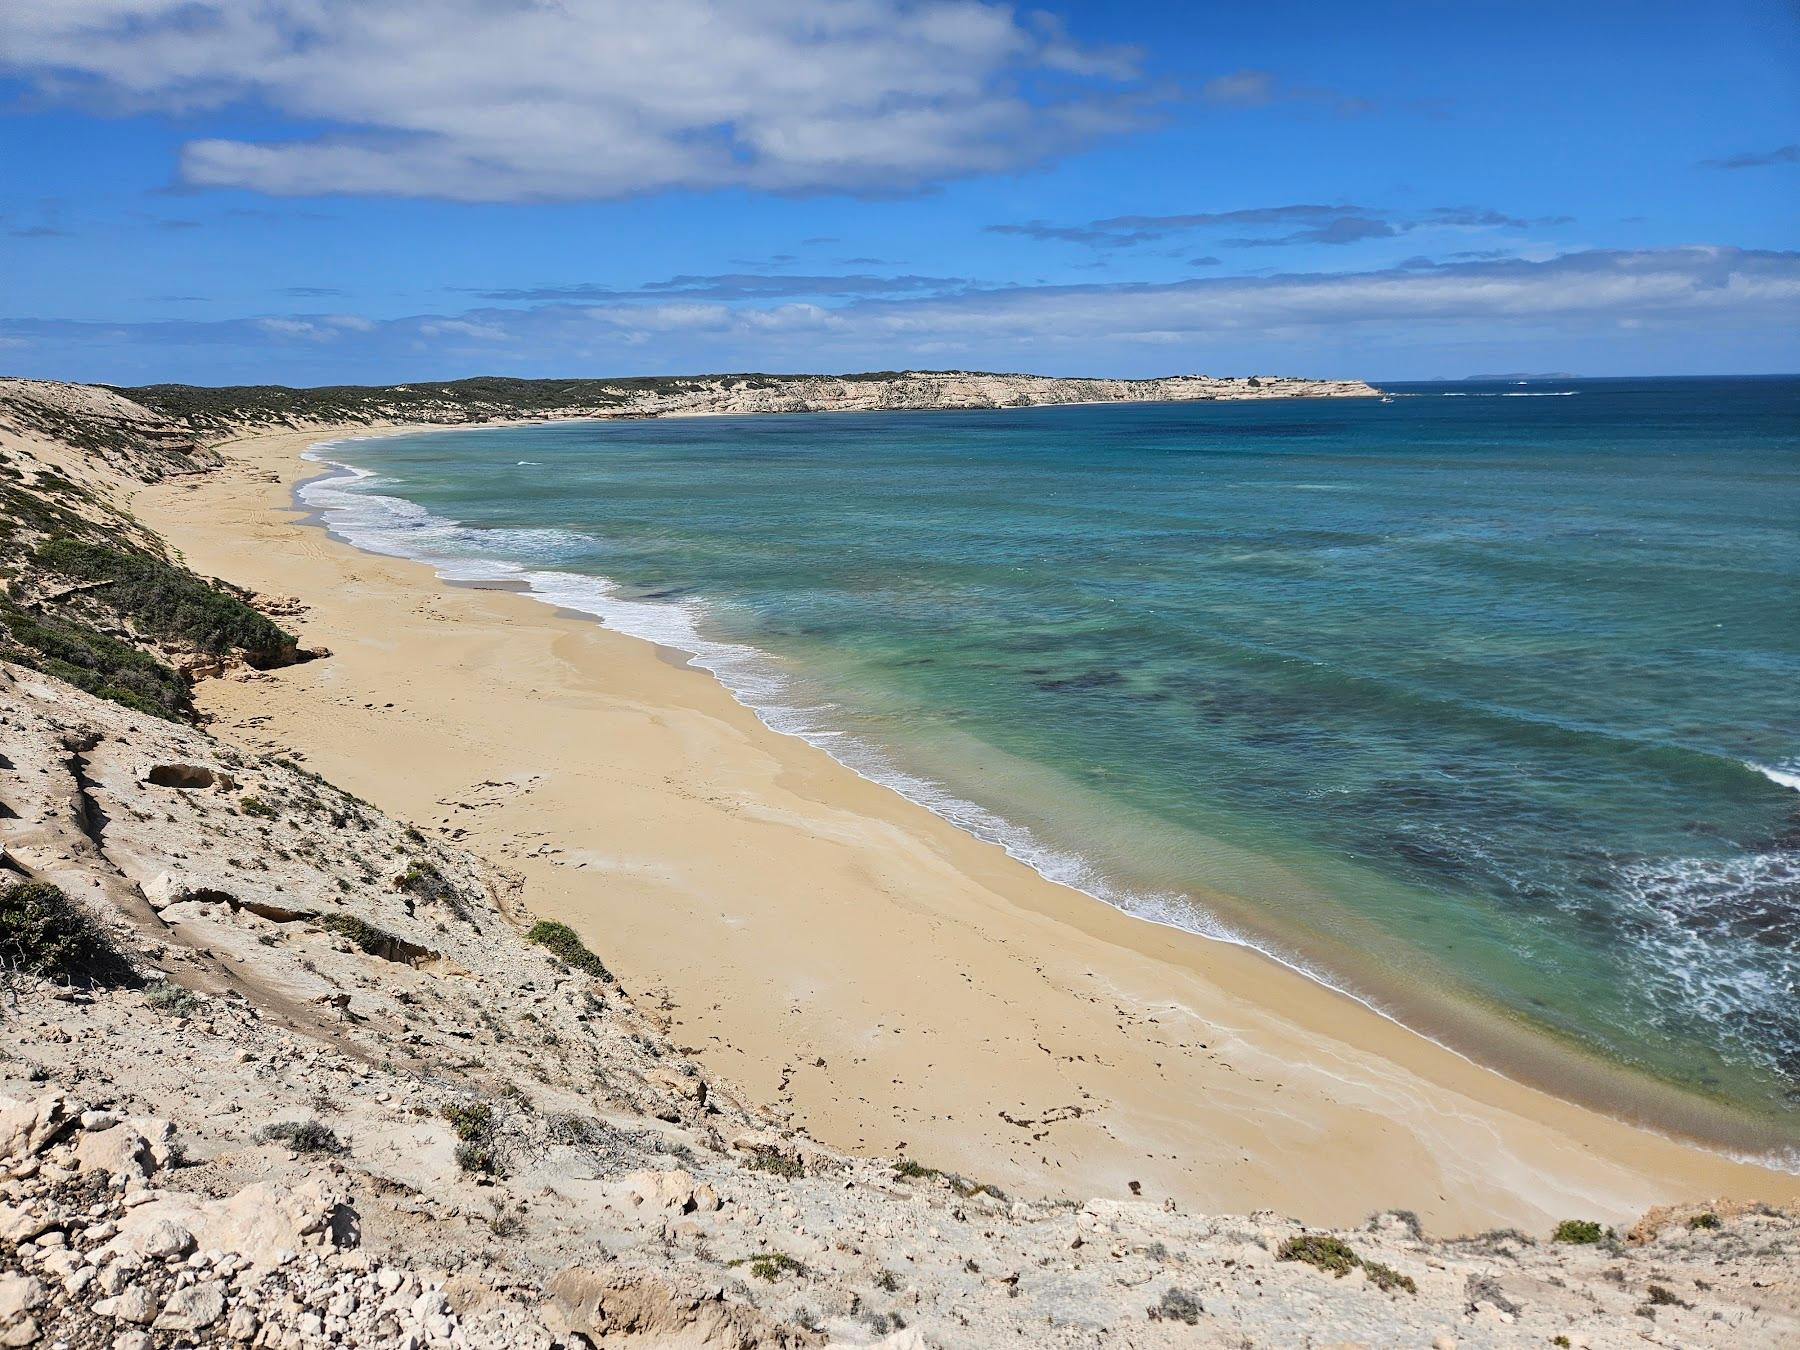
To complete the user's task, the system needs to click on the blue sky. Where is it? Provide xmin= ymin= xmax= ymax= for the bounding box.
xmin=0 ymin=1 xmax=1795 ymax=385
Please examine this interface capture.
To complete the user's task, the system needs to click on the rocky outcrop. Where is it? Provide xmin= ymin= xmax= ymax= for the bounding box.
xmin=2 ymin=665 xmax=1796 ymax=1348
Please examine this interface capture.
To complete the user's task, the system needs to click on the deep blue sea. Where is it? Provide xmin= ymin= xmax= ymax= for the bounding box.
xmin=302 ymin=376 xmax=1800 ymax=1152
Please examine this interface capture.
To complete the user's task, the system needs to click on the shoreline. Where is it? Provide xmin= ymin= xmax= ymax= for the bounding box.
xmin=136 ymin=419 xmax=1800 ymax=1234
xmin=293 ymin=420 xmax=1799 ymax=1168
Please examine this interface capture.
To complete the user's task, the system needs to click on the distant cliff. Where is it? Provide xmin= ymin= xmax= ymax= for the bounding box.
xmin=115 ymin=369 xmax=1381 ymax=438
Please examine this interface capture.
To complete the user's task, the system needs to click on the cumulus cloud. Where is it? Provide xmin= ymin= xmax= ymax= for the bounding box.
xmin=0 ymin=1 xmax=1147 ymax=200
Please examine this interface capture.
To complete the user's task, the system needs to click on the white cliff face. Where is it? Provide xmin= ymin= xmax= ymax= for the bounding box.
xmin=600 ymin=371 xmax=1382 ymax=417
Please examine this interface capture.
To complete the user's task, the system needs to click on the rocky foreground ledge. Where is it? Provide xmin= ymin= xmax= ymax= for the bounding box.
xmin=0 ymin=378 xmax=1795 ymax=1347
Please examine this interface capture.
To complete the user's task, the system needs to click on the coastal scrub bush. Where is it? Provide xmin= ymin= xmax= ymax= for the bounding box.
xmin=33 ymin=538 xmax=295 ymax=664
xmin=316 ymin=911 xmax=397 ymax=955
xmin=524 ymin=920 xmax=612 ymax=981
xmin=1687 ymin=1212 xmax=1721 ymax=1230
xmin=255 ymin=1120 xmax=345 ymax=1154
xmin=0 ymin=881 xmax=125 ymax=982
xmin=1277 ymin=1235 xmax=1361 ymax=1277
xmin=145 ymin=981 xmax=203 ymax=1016
xmin=1361 ymin=1260 xmax=1418 ymax=1294
xmin=737 ymin=1252 xmax=805 ymax=1281
xmin=443 ymin=1101 xmax=502 ymax=1175
xmin=1551 ymin=1220 xmax=1607 ymax=1245
xmin=396 ymin=859 xmax=469 ymax=919
xmin=1278 ymin=1234 xmax=1416 ymax=1293
xmin=745 ymin=1151 xmax=804 ymax=1179
xmin=0 ymin=598 xmax=190 ymax=720
xmin=1147 ymin=1287 xmax=1204 ymax=1324
xmin=239 ymin=794 xmax=278 ymax=819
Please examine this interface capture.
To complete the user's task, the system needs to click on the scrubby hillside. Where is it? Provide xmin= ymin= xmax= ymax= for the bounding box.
xmin=0 ymin=379 xmax=309 ymax=721
xmin=0 ymin=379 xmax=1794 ymax=1348
xmin=116 ymin=370 xmax=1379 ymax=438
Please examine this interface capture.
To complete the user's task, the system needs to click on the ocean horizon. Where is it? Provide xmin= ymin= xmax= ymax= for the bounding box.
xmin=299 ymin=374 xmax=1800 ymax=1162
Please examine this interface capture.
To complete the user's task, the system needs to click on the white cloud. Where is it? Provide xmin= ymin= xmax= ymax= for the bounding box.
xmin=7 ymin=247 xmax=1796 ymax=381
xmin=0 ymin=1 xmax=1144 ymax=200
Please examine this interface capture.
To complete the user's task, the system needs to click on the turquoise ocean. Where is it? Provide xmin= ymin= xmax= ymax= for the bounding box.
xmin=301 ymin=376 xmax=1800 ymax=1159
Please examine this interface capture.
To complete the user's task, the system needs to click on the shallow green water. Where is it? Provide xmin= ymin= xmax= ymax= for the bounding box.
xmin=305 ymin=376 xmax=1800 ymax=1152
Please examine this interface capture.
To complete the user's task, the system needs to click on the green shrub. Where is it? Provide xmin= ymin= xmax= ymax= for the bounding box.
xmin=1360 ymin=1260 xmax=1417 ymax=1294
xmin=239 ymin=795 xmax=278 ymax=819
xmin=255 ymin=1120 xmax=344 ymax=1154
xmin=33 ymin=538 xmax=295 ymax=664
xmin=316 ymin=912 xmax=395 ymax=955
xmin=1277 ymin=1234 xmax=1414 ymax=1293
xmin=443 ymin=1101 xmax=502 ymax=1175
xmin=1687 ymin=1212 xmax=1720 ymax=1231
xmin=1277 ymin=1235 xmax=1361 ymax=1278
xmin=745 ymin=1151 xmax=804 ymax=1179
xmin=442 ymin=1101 xmax=495 ymax=1142
xmin=740 ymin=1252 xmax=805 ymax=1282
xmin=1551 ymin=1220 xmax=1606 ymax=1245
xmin=1147 ymin=1287 xmax=1204 ymax=1324
xmin=0 ymin=598 xmax=190 ymax=719
xmin=524 ymin=920 xmax=612 ymax=981
xmin=0 ymin=881 xmax=123 ymax=981
xmin=145 ymin=982 xmax=203 ymax=1016
xmin=396 ymin=860 xmax=469 ymax=918
xmin=455 ymin=1139 xmax=499 ymax=1175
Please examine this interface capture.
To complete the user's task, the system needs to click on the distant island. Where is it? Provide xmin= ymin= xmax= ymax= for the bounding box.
xmin=1463 ymin=372 xmax=1579 ymax=381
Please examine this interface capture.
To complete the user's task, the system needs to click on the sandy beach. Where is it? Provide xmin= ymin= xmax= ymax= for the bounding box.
xmin=133 ymin=421 xmax=1800 ymax=1236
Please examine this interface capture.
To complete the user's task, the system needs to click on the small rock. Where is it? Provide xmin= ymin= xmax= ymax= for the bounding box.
xmin=225 ymin=1304 xmax=259 ymax=1341
xmin=94 ymin=1284 xmax=159 ymax=1324
xmin=0 ymin=1274 xmax=46 ymax=1323
xmin=154 ymin=1280 xmax=227 ymax=1332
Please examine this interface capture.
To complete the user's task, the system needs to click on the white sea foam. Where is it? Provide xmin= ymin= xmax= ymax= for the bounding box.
xmin=297 ymin=436 xmax=1389 ymax=1010
xmin=1751 ymin=761 xmax=1800 ymax=792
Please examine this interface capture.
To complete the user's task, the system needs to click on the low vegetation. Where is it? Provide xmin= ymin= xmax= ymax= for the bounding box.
xmin=1147 ymin=1287 xmax=1204 ymax=1324
xmin=1278 ymin=1235 xmax=1416 ymax=1293
xmin=1550 ymin=1219 xmax=1607 ymax=1245
xmin=144 ymin=981 xmax=204 ymax=1017
xmin=395 ymin=859 xmax=468 ymax=918
xmin=524 ymin=919 xmax=612 ymax=981
xmin=0 ymin=597 xmax=191 ymax=720
xmin=316 ymin=912 xmax=397 ymax=955
xmin=0 ymin=880 xmax=126 ymax=982
xmin=891 ymin=1157 xmax=1005 ymax=1200
xmin=731 ymin=1252 xmax=806 ymax=1282
xmin=255 ymin=1119 xmax=345 ymax=1154
xmin=33 ymin=538 xmax=295 ymax=665
xmin=443 ymin=1101 xmax=501 ymax=1175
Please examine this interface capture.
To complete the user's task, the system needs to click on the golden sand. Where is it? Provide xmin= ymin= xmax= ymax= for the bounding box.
xmin=135 ymin=423 xmax=1800 ymax=1234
